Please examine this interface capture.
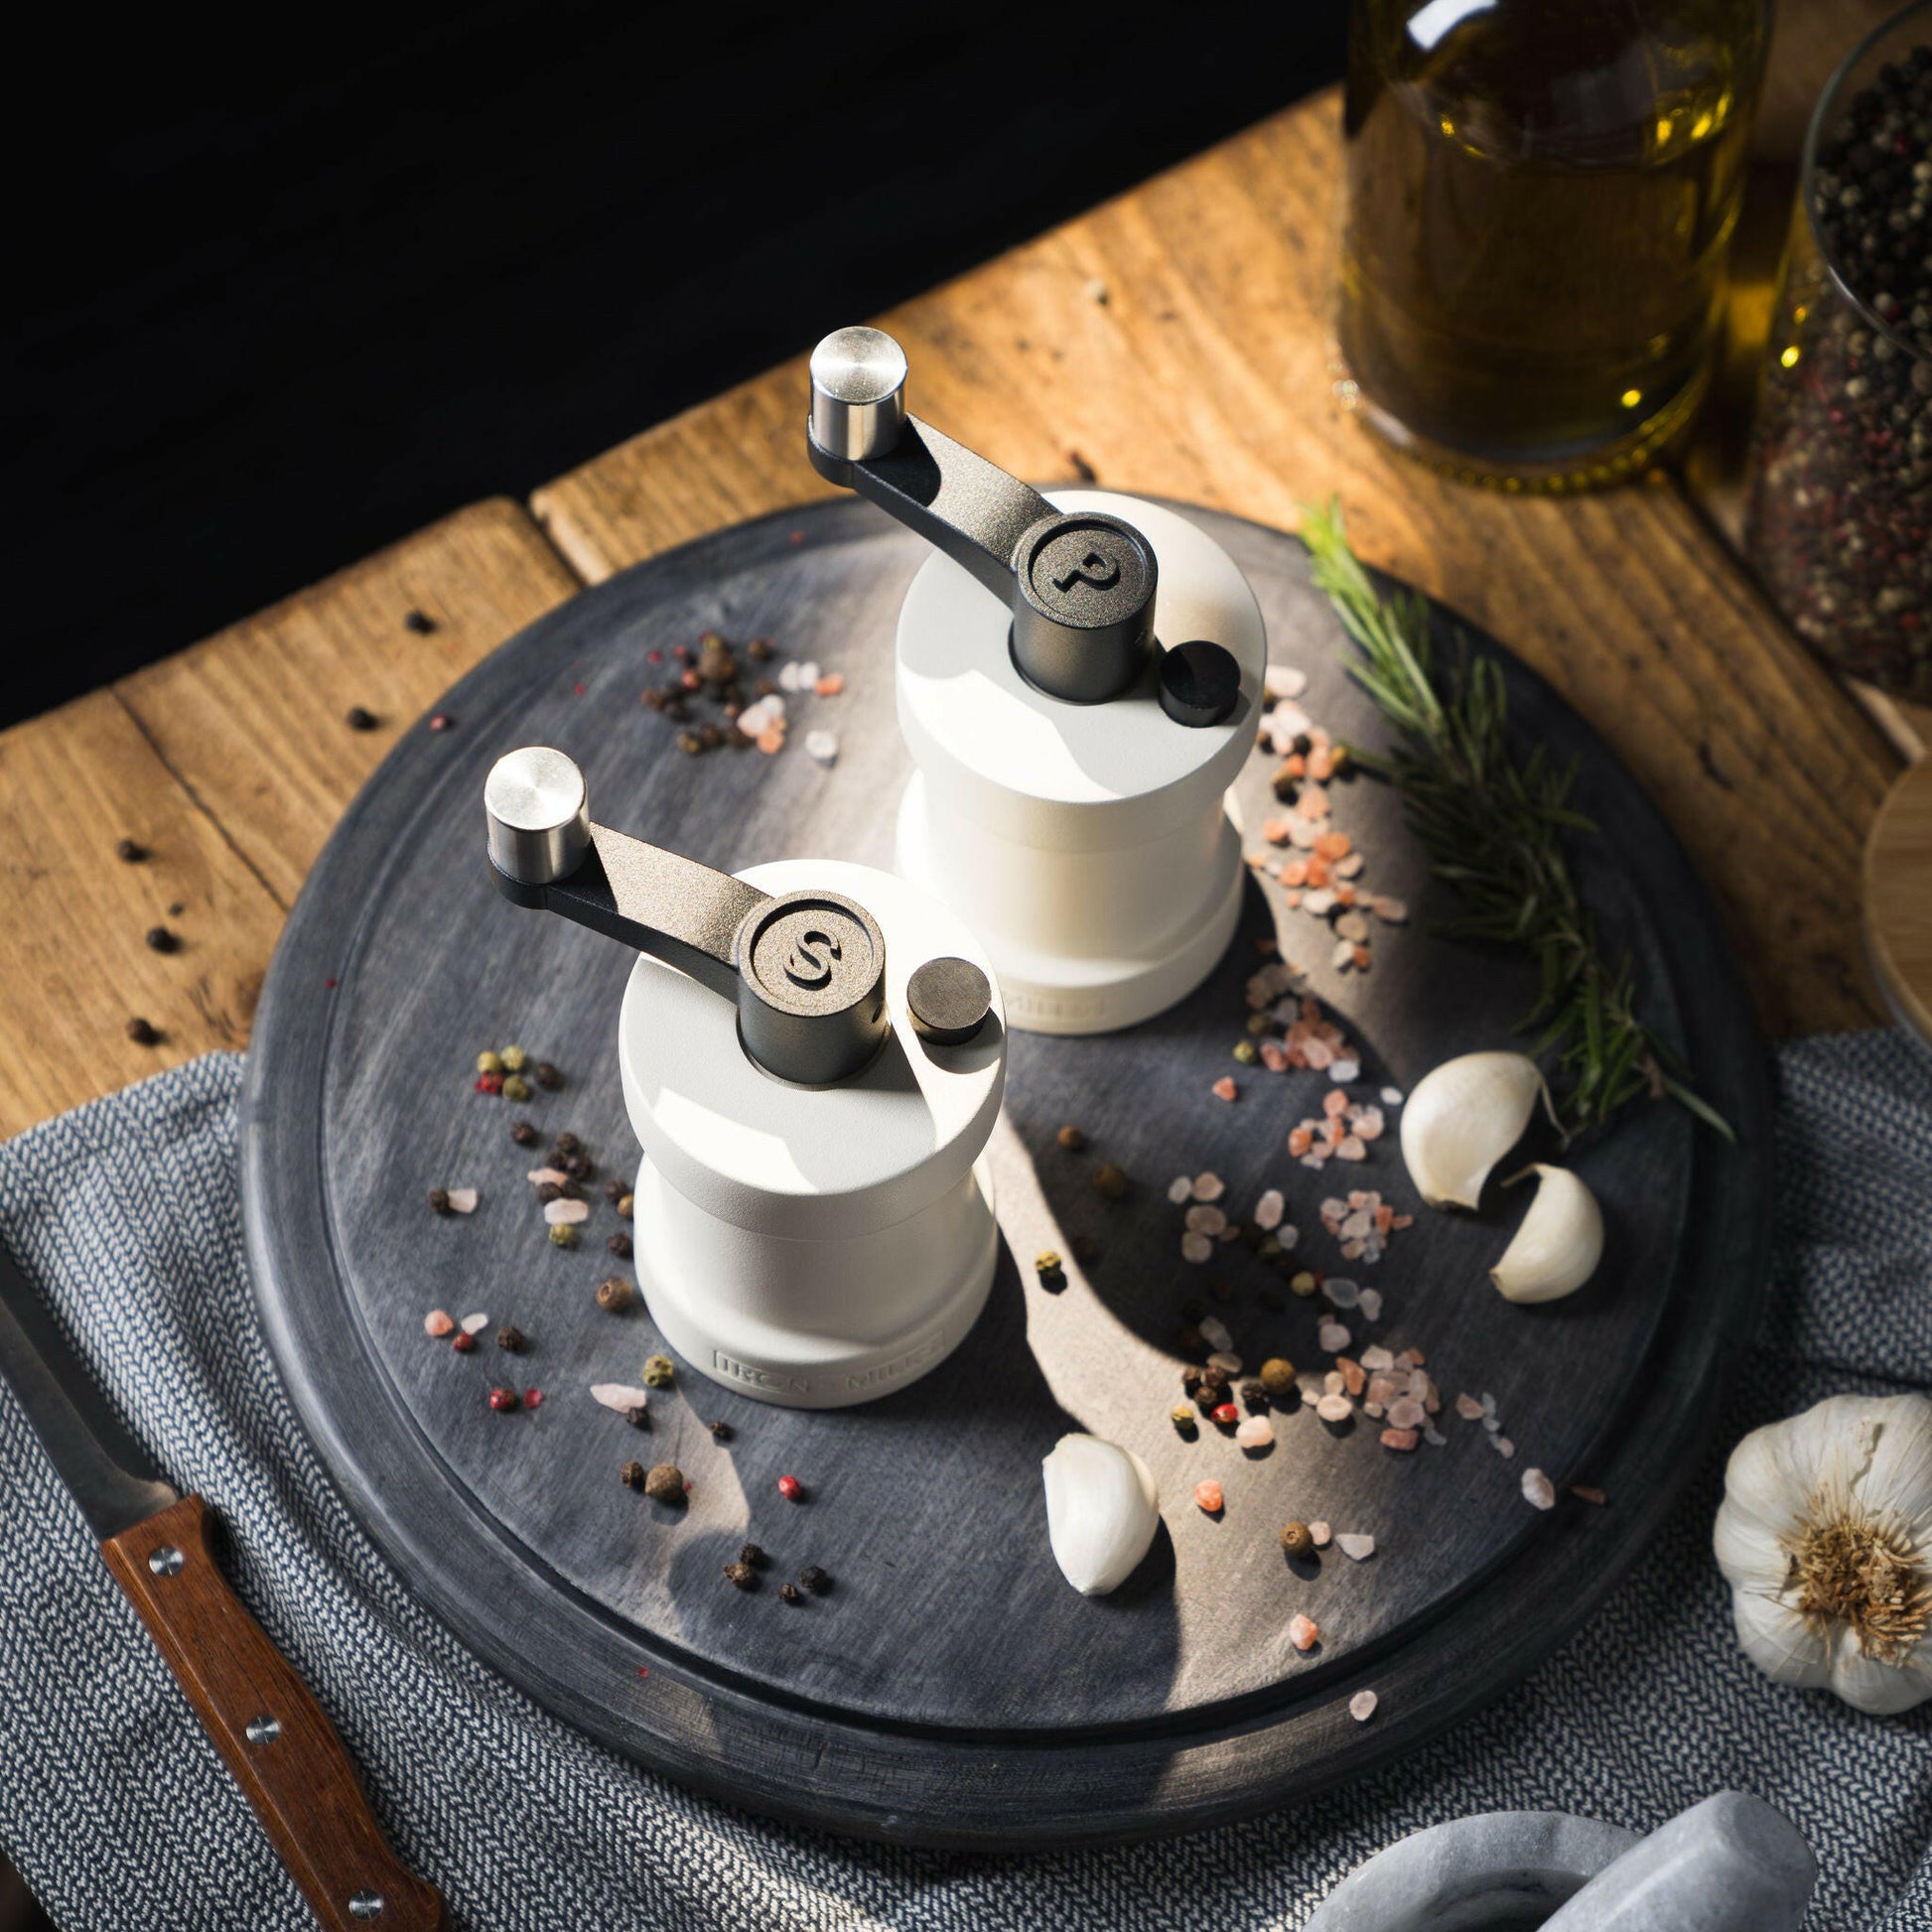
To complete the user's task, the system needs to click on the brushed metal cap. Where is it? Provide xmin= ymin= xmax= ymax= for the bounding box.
xmin=484 ymin=746 xmax=591 ymax=885
xmin=809 ymin=327 xmax=907 ymax=462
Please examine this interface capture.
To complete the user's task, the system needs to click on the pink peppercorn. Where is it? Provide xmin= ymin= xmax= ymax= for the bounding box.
xmin=1211 ymin=1402 xmax=1240 ymax=1427
xmin=428 ymin=713 xmax=454 ymax=732
xmin=524 ymin=1388 xmax=543 ymax=1409
xmin=476 ymin=1071 xmax=503 ymax=1094
xmin=451 ymin=1332 xmax=476 ymax=1354
xmin=488 ymin=1386 xmax=519 ymax=1412
xmin=777 ymin=1474 xmax=804 ymax=1502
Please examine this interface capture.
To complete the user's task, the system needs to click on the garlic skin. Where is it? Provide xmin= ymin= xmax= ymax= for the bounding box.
xmin=1041 ymin=1433 xmax=1161 ymax=1596
xmin=1714 ymin=1393 xmax=1932 ymax=1715
xmin=1490 ymin=1164 xmax=1603 ymax=1303
xmin=1399 ymin=1051 xmax=1551 ymax=1209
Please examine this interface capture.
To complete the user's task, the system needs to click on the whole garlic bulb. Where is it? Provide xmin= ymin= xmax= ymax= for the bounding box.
xmin=1715 ymin=1392 xmax=1932 ymax=1715
xmin=1399 ymin=1051 xmax=1552 ymax=1209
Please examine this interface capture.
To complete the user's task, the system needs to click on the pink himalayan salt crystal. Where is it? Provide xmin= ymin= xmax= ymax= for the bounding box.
xmin=1338 ymin=1358 xmax=1366 ymax=1397
xmin=446 ymin=1187 xmax=479 ymax=1214
xmin=526 ymin=1167 xmax=569 ymax=1186
xmin=1168 ymin=1174 xmax=1194 ymax=1203
xmin=423 ymin=1310 xmax=455 ymax=1337
xmin=1310 ymin=1521 xmax=1332 ymax=1547
xmin=1358 ymin=1288 xmax=1383 ymax=1321
xmin=1180 ymin=1231 xmax=1213 ymax=1264
xmin=1318 ymin=1320 xmax=1350 ymax=1353
xmin=1336 ymin=1533 xmax=1376 ymax=1562
xmin=1192 ymin=1172 xmax=1226 ymax=1202
xmin=1361 ymin=1345 xmax=1396 ymax=1373
xmin=1254 ymin=1188 xmax=1286 ymax=1230
xmin=1522 ymin=1468 xmax=1557 ymax=1510
xmin=1236 ymin=1416 xmax=1275 ymax=1450
xmin=543 ymin=1197 xmax=589 ymax=1226
xmin=1322 ymin=1088 xmax=1350 ymax=1118
xmin=1259 ymin=1039 xmax=1291 ymax=1072
xmin=1380 ymin=1426 xmax=1420 ymax=1451
xmin=1315 ymin=1393 xmax=1354 ymax=1425
xmin=1455 ymin=1392 xmax=1486 ymax=1421
xmin=1387 ymin=1396 xmax=1426 ymax=1431
xmin=1336 ymin=1136 xmax=1367 ymax=1162
xmin=1288 ymin=1613 xmax=1320 ymax=1652
xmin=1349 ymin=1689 xmax=1378 ymax=1723
xmin=1366 ymin=1373 xmax=1401 ymax=1406
xmin=1194 ymin=1479 xmax=1224 ymax=1513
xmin=1184 ymin=1203 xmax=1228 ymax=1235
xmin=1211 ymin=1075 xmax=1238 ymax=1101
xmin=459 ymin=1312 xmax=489 ymax=1337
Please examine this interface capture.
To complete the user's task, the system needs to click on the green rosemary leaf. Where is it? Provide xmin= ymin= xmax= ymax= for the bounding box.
xmin=1296 ymin=495 xmax=1732 ymax=1142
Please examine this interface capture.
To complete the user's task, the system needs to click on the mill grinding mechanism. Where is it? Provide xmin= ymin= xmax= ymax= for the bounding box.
xmin=484 ymin=746 xmax=1007 ymax=1409
xmin=807 ymin=326 xmax=1268 ymax=1035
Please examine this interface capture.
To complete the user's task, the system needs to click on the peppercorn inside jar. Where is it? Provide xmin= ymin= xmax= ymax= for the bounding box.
xmin=1744 ymin=9 xmax=1932 ymax=699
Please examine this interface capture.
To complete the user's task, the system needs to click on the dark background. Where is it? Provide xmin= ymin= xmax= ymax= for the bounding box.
xmin=3 ymin=3 xmax=1347 ymax=732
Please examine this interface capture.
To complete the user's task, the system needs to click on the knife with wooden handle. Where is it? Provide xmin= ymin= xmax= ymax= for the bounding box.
xmin=0 ymin=1246 xmax=446 ymax=1930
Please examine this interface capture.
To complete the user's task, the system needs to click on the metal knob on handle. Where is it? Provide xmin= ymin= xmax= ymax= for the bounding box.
xmin=483 ymin=749 xmax=989 ymax=1083
xmin=804 ymin=325 xmax=1239 ymax=724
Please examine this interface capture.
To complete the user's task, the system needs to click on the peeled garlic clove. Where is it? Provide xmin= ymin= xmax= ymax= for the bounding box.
xmin=1490 ymin=1164 xmax=1603 ymax=1303
xmin=1398 ymin=1050 xmax=1550 ymax=1208
xmin=1041 ymin=1433 xmax=1160 ymax=1596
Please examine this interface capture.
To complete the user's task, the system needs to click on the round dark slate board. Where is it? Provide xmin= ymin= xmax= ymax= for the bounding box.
xmin=241 ymin=496 xmax=1771 ymax=1848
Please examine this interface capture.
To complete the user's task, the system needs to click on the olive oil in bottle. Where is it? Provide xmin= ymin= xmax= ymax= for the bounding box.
xmin=1337 ymin=0 xmax=1766 ymax=488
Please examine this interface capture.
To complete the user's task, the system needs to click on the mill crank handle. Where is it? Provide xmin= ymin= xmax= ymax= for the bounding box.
xmin=483 ymin=747 xmax=993 ymax=1084
xmin=803 ymin=324 xmax=1240 ymax=725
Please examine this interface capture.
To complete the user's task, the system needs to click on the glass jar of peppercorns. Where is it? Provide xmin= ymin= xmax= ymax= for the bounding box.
xmin=1744 ymin=5 xmax=1932 ymax=699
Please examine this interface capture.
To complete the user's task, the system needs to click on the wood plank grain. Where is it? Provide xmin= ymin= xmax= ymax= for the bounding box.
xmin=1865 ymin=759 xmax=1932 ymax=1042
xmin=0 ymin=691 xmax=285 ymax=1136
xmin=534 ymin=91 xmax=1899 ymax=1038
xmin=119 ymin=497 xmax=578 ymax=907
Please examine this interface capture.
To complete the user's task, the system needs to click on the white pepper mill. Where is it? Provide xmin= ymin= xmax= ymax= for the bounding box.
xmin=807 ymin=326 xmax=1268 ymax=1035
xmin=484 ymin=746 xmax=1007 ymax=1409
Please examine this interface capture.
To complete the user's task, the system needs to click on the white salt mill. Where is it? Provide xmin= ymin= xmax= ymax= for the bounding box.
xmin=807 ymin=326 xmax=1268 ymax=1035
xmin=484 ymin=746 xmax=1007 ymax=1409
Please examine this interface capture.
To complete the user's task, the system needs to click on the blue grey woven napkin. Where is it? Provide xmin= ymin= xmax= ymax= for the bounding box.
xmin=1 ymin=1035 xmax=1928 ymax=1931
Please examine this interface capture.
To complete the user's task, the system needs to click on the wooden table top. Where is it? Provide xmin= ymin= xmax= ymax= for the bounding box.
xmin=0 ymin=88 xmax=1915 ymax=1142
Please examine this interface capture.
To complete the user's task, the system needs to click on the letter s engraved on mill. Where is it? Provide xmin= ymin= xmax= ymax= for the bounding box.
xmin=783 ymin=927 xmax=842 ymax=990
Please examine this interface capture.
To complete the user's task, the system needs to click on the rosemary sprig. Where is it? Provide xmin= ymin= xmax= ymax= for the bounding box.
xmin=1296 ymin=495 xmax=1731 ymax=1142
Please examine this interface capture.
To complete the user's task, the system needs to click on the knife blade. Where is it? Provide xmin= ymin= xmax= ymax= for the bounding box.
xmin=0 ymin=1243 xmax=446 ymax=1932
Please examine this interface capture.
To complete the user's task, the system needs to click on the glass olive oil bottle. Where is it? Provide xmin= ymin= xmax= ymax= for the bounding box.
xmin=1338 ymin=0 xmax=1767 ymax=488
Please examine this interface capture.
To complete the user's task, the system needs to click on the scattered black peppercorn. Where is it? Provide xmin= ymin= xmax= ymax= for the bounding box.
xmin=603 ymin=1177 xmax=626 ymax=1201
xmin=125 ymin=1017 xmax=160 ymax=1045
xmin=404 ymin=609 xmax=437 ymax=635
xmin=428 ymin=1187 xmax=452 ymax=1215
xmin=552 ymin=1131 xmax=581 ymax=1157
xmin=144 ymin=925 xmax=179 ymax=953
xmin=623 ymin=1405 xmax=649 ymax=1431
xmin=1241 ymin=1379 xmax=1269 ymax=1413
xmin=621 ymin=1460 xmax=645 ymax=1490
xmin=739 ymin=1542 xmax=766 ymax=1568
xmin=1180 ymin=1367 xmax=1203 ymax=1395
xmin=535 ymin=1181 xmax=565 ymax=1204
xmin=798 ymin=1566 xmax=831 ymax=1596
xmin=595 ymin=1277 xmax=633 ymax=1313
xmin=563 ymin=1153 xmax=593 ymax=1180
xmin=779 ymin=1583 xmax=803 ymax=1605
xmin=115 ymin=837 xmax=147 ymax=863
xmin=345 ymin=706 xmax=378 ymax=732
xmin=1056 ymin=1123 xmax=1087 ymax=1151
xmin=533 ymin=1062 xmax=562 ymax=1090
xmin=496 ymin=1324 xmax=525 ymax=1353
xmin=710 ymin=1420 xmax=734 ymax=1442
xmin=511 ymin=1121 xmax=539 ymax=1147
xmin=1069 ymin=1232 xmax=1099 ymax=1265
xmin=724 ymin=1561 xmax=758 ymax=1590
xmin=1091 ymin=1162 xmax=1128 ymax=1202
xmin=608 ymin=1232 xmax=633 ymax=1259
xmin=677 ymin=732 xmax=704 ymax=756
xmin=747 ymin=637 xmax=773 ymax=661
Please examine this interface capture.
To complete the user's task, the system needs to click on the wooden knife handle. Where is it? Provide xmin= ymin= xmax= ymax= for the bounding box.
xmin=101 ymin=1494 xmax=446 ymax=1932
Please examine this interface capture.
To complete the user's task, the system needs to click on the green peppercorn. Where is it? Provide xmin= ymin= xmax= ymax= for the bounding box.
xmin=548 ymin=1224 xmax=578 ymax=1249
xmin=643 ymin=1462 xmax=684 ymax=1505
xmin=643 ymin=1354 xmax=675 ymax=1389
xmin=1257 ymin=1235 xmax=1283 ymax=1260
xmin=616 ymin=1193 xmax=634 ymax=1220
xmin=1232 ymin=1039 xmax=1259 ymax=1064
xmin=1245 ymin=1013 xmax=1272 ymax=1036
xmin=500 ymin=1074 xmax=531 ymax=1103
xmin=1289 ymin=1270 xmax=1317 ymax=1298
xmin=499 ymin=1045 xmax=528 ymax=1073
xmin=477 ymin=1050 xmax=504 ymax=1076
xmin=1171 ymin=1405 xmax=1199 ymax=1438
